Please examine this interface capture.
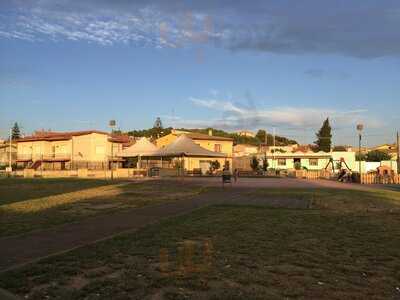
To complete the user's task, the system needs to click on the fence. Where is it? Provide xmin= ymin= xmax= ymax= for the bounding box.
xmin=361 ymin=173 xmax=400 ymax=185
xmin=289 ymin=170 xmax=332 ymax=180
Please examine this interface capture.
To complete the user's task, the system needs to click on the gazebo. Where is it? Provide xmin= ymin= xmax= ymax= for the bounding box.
xmin=117 ymin=137 xmax=158 ymax=168
xmin=151 ymin=134 xmax=228 ymax=174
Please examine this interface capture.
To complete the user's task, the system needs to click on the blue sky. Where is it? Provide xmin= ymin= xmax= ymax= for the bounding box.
xmin=1 ymin=0 xmax=400 ymax=146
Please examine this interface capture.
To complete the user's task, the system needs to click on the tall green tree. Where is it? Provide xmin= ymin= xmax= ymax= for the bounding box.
xmin=365 ymin=150 xmax=392 ymax=162
xmin=11 ymin=122 xmax=21 ymax=140
xmin=255 ymin=130 xmax=267 ymax=144
xmin=314 ymin=118 xmax=332 ymax=152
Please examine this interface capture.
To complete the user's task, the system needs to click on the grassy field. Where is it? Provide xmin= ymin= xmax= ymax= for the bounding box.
xmin=0 ymin=178 xmax=113 ymax=205
xmin=249 ymin=188 xmax=400 ymax=212
xmin=0 ymin=178 xmax=205 ymax=237
xmin=1 ymin=187 xmax=400 ymax=299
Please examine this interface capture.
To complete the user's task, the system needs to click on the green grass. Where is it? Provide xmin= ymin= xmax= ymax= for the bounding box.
xmin=250 ymin=188 xmax=400 ymax=212
xmin=0 ymin=179 xmax=205 ymax=237
xmin=1 ymin=204 xmax=400 ymax=299
xmin=0 ymin=178 xmax=113 ymax=205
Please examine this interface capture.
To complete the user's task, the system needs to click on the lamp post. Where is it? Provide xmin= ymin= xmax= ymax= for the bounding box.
xmin=356 ymin=124 xmax=364 ymax=179
xmin=7 ymin=127 xmax=12 ymax=173
xmin=109 ymin=120 xmax=116 ymax=180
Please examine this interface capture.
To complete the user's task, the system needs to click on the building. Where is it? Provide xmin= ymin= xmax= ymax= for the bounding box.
xmin=236 ymin=130 xmax=255 ymax=138
xmin=16 ymin=130 xmax=129 ymax=170
xmin=0 ymin=141 xmax=17 ymax=168
xmin=156 ymin=129 xmax=233 ymax=172
xmin=371 ymin=143 xmax=397 ymax=152
xmin=234 ymin=149 xmax=356 ymax=172
xmin=233 ymin=144 xmax=258 ymax=157
xmin=264 ymin=151 xmax=356 ymax=171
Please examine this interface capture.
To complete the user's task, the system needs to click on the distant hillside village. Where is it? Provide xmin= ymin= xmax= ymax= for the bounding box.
xmin=1 ymin=118 xmax=399 ymax=178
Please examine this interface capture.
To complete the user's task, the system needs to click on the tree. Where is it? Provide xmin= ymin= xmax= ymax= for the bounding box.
xmin=356 ymin=153 xmax=366 ymax=161
xmin=262 ymin=154 xmax=269 ymax=171
xmin=152 ymin=117 xmax=164 ymax=138
xmin=250 ymin=156 xmax=259 ymax=171
xmin=315 ymin=118 xmax=332 ymax=152
xmin=11 ymin=122 xmax=21 ymax=140
xmin=255 ymin=130 xmax=267 ymax=144
xmin=209 ymin=160 xmax=221 ymax=174
xmin=365 ymin=150 xmax=392 ymax=162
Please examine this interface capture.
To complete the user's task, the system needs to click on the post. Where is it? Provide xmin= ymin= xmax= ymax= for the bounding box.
xmin=397 ymin=131 xmax=400 ymax=175
xmin=356 ymin=124 xmax=364 ymax=181
xmin=272 ymin=127 xmax=276 ymax=169
xmin=108 ymin=120 xmax=116 ymax=180
xmin=110 ymin=140 xmax=114 ymax=180
xmin=358 ymin=132 xmax=362 ymax=176
xmin=8 ymin=127 xmax=12 ymax=171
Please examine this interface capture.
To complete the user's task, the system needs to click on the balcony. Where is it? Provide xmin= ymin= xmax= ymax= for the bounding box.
xmin=17 ymin=153 xmax=72 ymax=162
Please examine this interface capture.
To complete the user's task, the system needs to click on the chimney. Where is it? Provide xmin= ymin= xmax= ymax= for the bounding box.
xmin=208 ymin=129 xmax=213 ymax=136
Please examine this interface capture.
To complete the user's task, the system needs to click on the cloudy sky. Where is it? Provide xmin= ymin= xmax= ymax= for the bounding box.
xmin=1 ymin=0 xmax=400 ymax=145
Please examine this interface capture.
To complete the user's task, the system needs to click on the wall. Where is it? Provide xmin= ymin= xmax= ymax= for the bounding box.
xmin=182 ymin=157 xmax=231 ymax=172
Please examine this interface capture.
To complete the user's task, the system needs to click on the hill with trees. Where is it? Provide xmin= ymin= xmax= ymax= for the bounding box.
xmin=127 ymin=124 xmax=297 ymax=146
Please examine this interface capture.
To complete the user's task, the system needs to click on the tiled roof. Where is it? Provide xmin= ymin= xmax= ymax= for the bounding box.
xmin=17 ymin=130 xmax=128 ymax=143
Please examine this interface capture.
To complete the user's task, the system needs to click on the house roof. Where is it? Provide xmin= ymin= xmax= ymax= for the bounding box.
xmin=153 ymin=135 xmax=227 ymax=157
xmin=170 ymin=131 xmax=233 ymax=141
xmin=17 ymin=130 xmax=128 ymax=143
xmin=117 ymin=137 xmax=158 ymax=157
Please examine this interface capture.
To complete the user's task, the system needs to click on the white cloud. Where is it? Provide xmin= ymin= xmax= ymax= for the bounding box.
xmin=0 ymin=4 xmax=218 ymax=47
xmin=187 ymin=97 xmax=383 ymax=131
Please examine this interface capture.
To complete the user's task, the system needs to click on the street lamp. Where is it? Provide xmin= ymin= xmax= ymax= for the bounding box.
xmin=356 ymin=124 xmax=364 ymax=179
xmin=109 ymin=120 xmax=116 ymax=180
xmin=7 ymin=127 xmax=12 ymax=173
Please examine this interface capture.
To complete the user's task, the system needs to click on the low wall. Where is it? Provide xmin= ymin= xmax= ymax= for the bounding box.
xmin=16 ymin=168 xmax=149 ymax=179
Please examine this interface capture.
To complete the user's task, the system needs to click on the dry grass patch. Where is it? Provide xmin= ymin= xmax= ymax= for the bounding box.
xmin=0 ymin=180 xmax=205 ymax=237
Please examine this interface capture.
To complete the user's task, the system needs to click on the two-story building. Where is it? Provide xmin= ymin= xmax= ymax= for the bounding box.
xmin=16 ymin=130 xmax=129 ymax=170
xmin=0 ymin=141 xmax=17 ymax=169
xmin=156 ymin=129 xmax=233 ymax=172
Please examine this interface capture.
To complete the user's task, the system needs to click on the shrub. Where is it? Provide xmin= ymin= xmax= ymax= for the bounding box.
xmin=250 ymin=156 xmax=259 ymax=171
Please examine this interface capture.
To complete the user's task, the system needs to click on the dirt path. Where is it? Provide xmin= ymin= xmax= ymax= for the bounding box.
xmin=0 ymin=178 xmax=383 ymax=272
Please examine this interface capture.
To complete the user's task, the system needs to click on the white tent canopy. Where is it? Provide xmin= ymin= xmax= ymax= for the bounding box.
xmin=117 ymin=137 xmax=158 ymax=157
xmin=152 ymin=134 xmax=227 ymax=158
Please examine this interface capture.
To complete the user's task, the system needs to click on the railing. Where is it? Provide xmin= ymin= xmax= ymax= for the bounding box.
xmin=16 ymin=154 xmax=33 ymax=161
xmin=17 ymin=153 xmax=72 ymax=161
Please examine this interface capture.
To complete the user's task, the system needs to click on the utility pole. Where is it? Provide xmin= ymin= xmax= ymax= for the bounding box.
xmin=8 ymin=127 xmax=12 ymax=172
xmin=272 ymin=127 xmax=276 ymax=169
xmin=357 ymin=124 xmax=364 ymax=180
xmin=109 ymin=120 xmax=116 ymax=180
xmin=397 ymin=131 xmax=400 ymax=175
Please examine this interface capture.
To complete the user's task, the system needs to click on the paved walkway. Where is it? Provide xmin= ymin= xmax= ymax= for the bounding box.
xmin=174 ymin=176 xmax=379 ymax=191
xmin=0 ymin=177 xmax=389 ymax=273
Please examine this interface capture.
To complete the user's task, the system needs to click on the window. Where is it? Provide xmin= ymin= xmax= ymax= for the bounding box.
xmin=278 ymin=158 xmax=286 ymax=166
xmin=309 ymin=158 xmax=318 ymax=166
xmin=214 ymin=144 xmax=222 ymax=152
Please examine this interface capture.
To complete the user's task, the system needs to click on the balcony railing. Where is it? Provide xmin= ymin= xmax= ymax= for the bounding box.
xmin=17 ymin=153 xmax=72 ymax=161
